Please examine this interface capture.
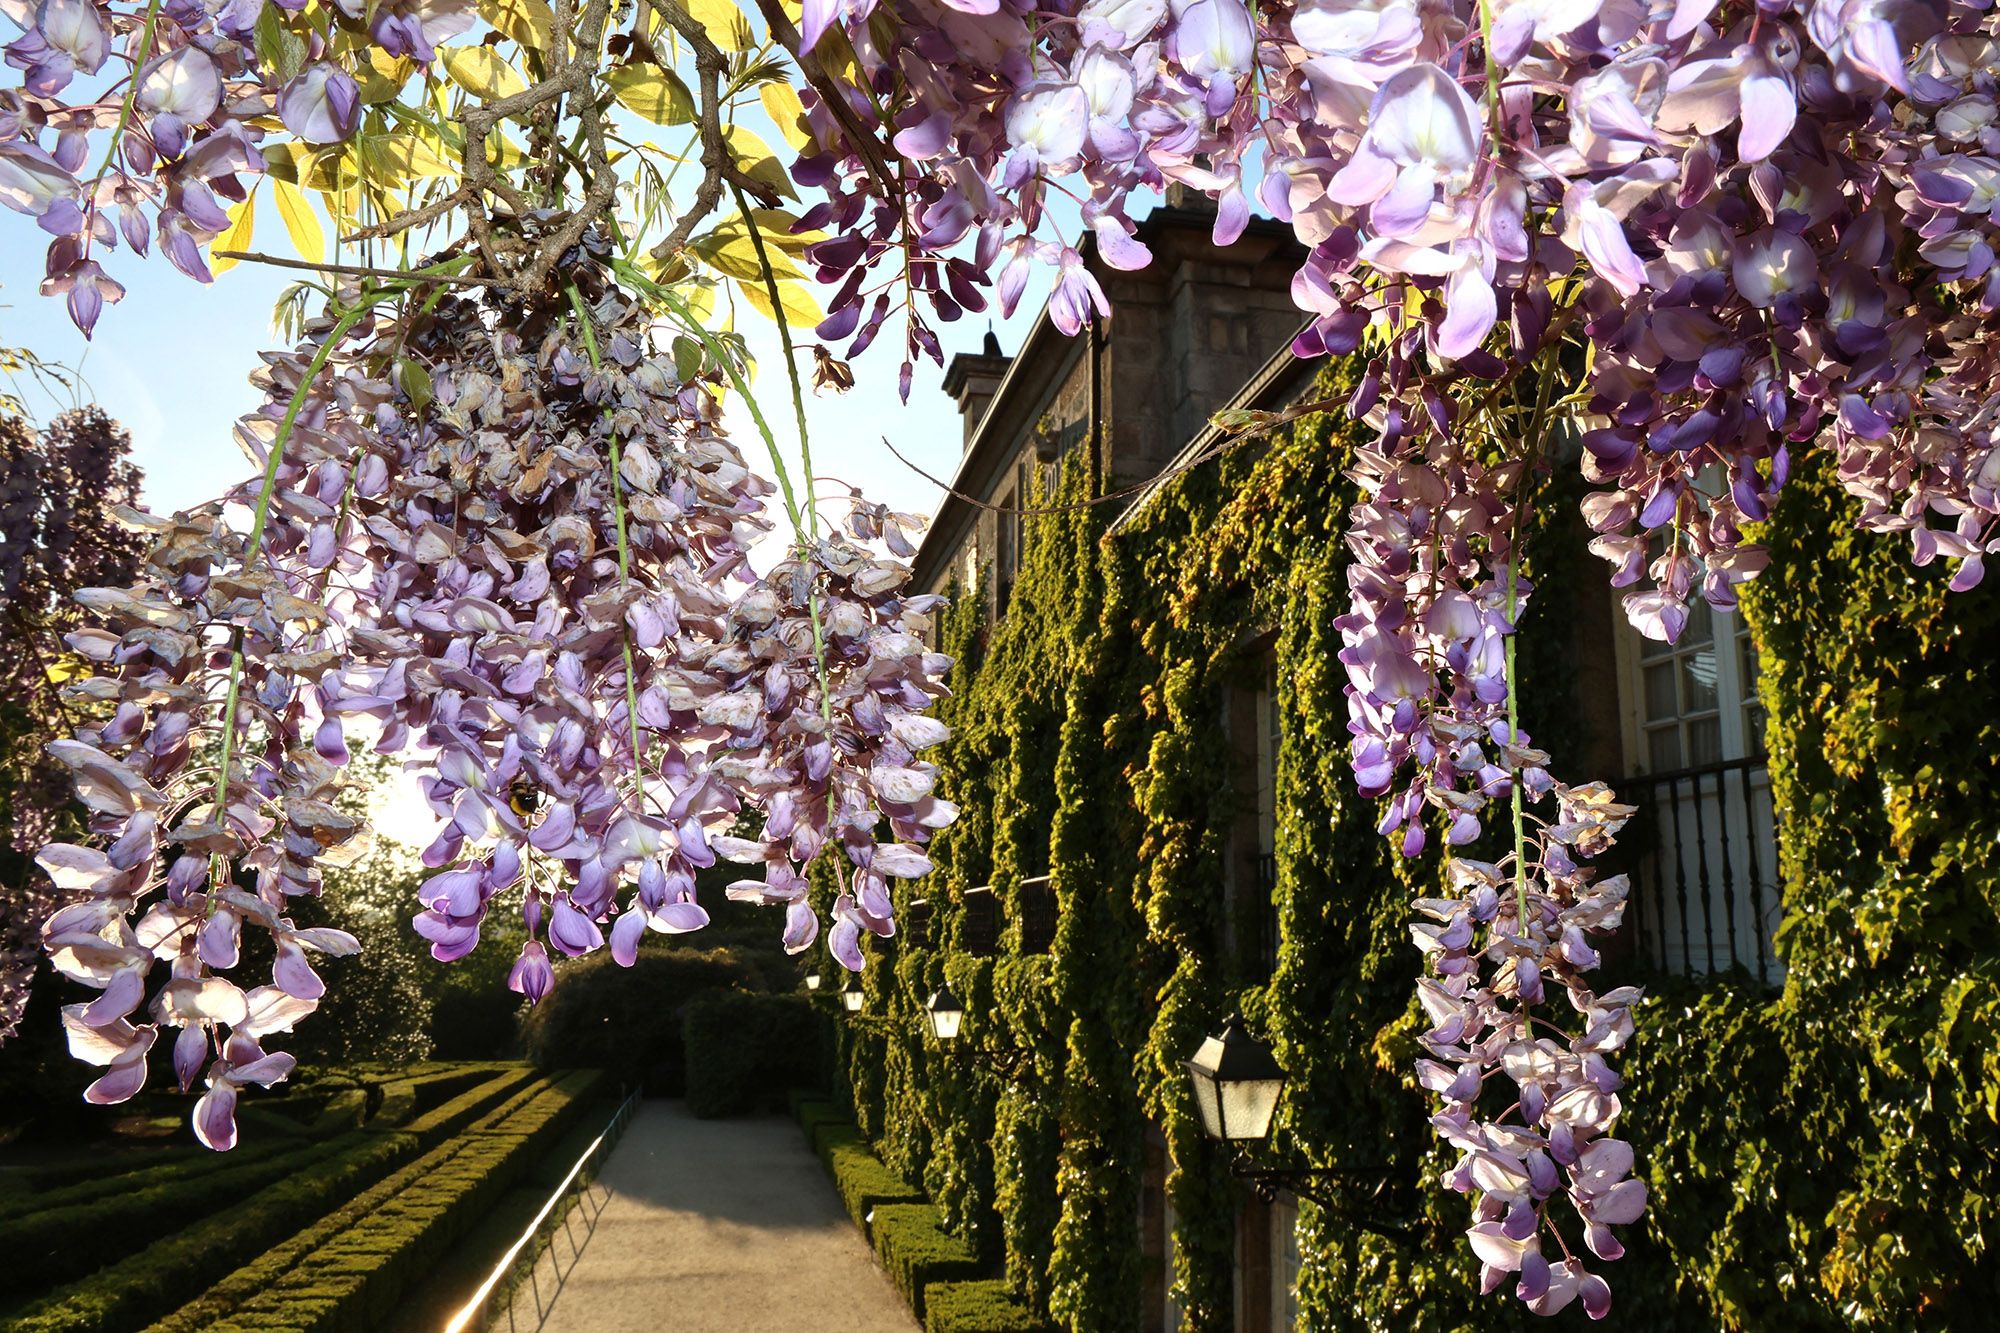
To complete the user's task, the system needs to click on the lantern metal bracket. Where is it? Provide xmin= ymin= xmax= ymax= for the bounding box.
xmin=963 ymin=1042 xmax=1031 ymax=1077
xmin=1229 ymin=1153 xmax=1418 ymax=1243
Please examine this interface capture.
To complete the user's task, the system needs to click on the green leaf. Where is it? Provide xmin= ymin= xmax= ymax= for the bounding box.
xmin=758 ymin=82 xmax=812 ymax=151
xmin=397 ymin=359 xmax=434 ymax=417
xmin=480 ymin=0 xmax=554 ymax=49
xmin=738 ymin=275 xmax=823 ymax=329
xmin=672 ymin=335 xmax=704 ymax=382
xmin=724 ymin=126 xmax=798 ymax=201
xmin=252 ymin=6 xmax=308 ymax=87
xmin=683 ymin=0 xmax=754 ymax=52
xmin=692 ymin=230 xmax=805 ymax=283
xmin=607 ymin=64 xmax=696 ymax=126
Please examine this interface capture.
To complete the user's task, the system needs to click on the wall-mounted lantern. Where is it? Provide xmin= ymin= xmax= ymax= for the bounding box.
xmin=804 ymin=970 xmax=823 ymax=992
xmin=1184 ymin=1014 xmax=1287 ymax=1142
xmin=839 ymin=976 xmax=865 ymax=1013
xmin=923 ymin=982 xmax=1027 ymax=1075
xmin=924 ymin=986 xmax=965 ymax=1041
xmin=1185 ymin=1015 xmax=1414 ymax=1241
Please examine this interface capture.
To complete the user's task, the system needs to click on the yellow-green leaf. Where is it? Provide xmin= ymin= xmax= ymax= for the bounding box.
xmin=209 ymin=190 xmax=257 ymax=276
xmin=608 ymin=64 xmax=696 ymax=125
xmin=442 ymin=46 xmax=528 ymax=102
xmin=271 ymin=178 xmax=325 ymax=263
xmin=725 ymin=126 xmax=797 ymax=201
xmin=695 ymin=230 xmax=806 ymax=283
xmin=685 ymin=0 xmax=753 ymax=52
xmin=711 ymin=207 xmax=822 ymax=255
xmin=738 ymin=276 xmax=823 ymax=329
xmin=261 ymin=141 xmax=308 ymax=185
xmin=480 ymin=0 xmax=554 ymax=49
xmin=359 ymin=49 xmax=417 ymax=105
xmin=371 ymin=131 xmax=458 ymax=182
xmin=758 ymin=83 xmax=812 ymax=152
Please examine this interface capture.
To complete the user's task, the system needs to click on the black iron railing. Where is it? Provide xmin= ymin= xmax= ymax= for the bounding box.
xmin=1253 ymin=853 xmax=1279 ymax=975
xmin=1620 ymin=755 xmax=1782 ymax=987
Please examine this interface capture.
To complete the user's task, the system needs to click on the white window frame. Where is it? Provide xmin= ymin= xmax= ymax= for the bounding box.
xmin=1610 ymin=584 xmax=1783 ymax=982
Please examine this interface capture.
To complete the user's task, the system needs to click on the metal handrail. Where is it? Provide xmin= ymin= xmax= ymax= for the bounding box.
xmin=442 ymin=1087 xmax=643 ymax=1333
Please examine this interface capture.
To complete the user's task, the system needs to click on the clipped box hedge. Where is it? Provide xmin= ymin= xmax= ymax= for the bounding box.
xmin=921 ymin=1280 xmax=1048 ymax=1333
xmin=682 ymin=991 xmax=825 ymax=1118
xmin=148 ymin=1071 xmax=604 ymax=1333
xmin=3 ymin=1065 xmax=553 ymax=1333
xmin=870 ymin=1203 xmax=983 ymax=1319
xmin=797 ymin=1099 xmax=854 ymax=1153
xmin=0 ymin=1133 xmax=365 ymax=1300
xmin=817 ymin=1126 xmax=923 ymax=1231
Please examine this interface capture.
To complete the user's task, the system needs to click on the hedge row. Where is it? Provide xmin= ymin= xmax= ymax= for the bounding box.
xmin=922 ymin=1280 xmax=1047 ymax=1333
xmin=0 ymin=1134 xmax=362 ymax=1298
xmin=797 ymin=1101 xmax=1045 ymax=1333
xmin=870 ymin=1203 xmax=983 ymax=1319
xmin=0 ymin=1066 xmax=478 ymax=1223
xmin=184 ymin=1071 xmax=607 ymax=1333
xmin=682 ymin=991 xmax=825 ymax=1118
xmin=4 ymin=1064 xmax=548 ymax=1332
xmin=818 ymin=1124 xmax=924 ymax=1230
xmin=0 ymin=1137 xmax=299 ymax=1223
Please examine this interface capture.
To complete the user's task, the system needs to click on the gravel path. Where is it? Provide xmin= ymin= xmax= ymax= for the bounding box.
xmin=529 ymin=1100 xmax=919 ymax=1333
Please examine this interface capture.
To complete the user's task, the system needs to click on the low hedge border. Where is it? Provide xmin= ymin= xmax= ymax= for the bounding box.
xmin=2 ymin=1065 xmax=549 ymax=1333
xmin=921 ymin=1280 xmax=1049 ymax=1333
xmin=871 ymin=1203 xmax=983 ymax=1319
xmin=0 ymin=1133 xmax=363 ymax=1298
xmin=800 ymin=1100 xmax=854 ymax=1153
xmin=0 ymin=1137 xmax=298 ymax=1223
xmin=792 ymin=1101 xmax=1042 ymax=1332
xmin=818 ymin=1125 xmax=924 ymax=1231
xmin=194 ymin=1072 xmax=606 ymax=1333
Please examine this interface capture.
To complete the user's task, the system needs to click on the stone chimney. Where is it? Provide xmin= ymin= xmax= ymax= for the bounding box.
xmin=941 ymin=329 xmax=1011 ymax=449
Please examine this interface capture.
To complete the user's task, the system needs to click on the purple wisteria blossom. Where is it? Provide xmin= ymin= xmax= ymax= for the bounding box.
xmin=27 ymin=253 xmax=955 ymax=1152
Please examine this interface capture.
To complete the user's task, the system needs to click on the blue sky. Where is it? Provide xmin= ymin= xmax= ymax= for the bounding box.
xmin=0 ymin=238 xmax=1033 ymax=541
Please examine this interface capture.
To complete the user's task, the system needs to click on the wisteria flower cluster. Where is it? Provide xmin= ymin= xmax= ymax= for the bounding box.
xmin=0 ymin=405 xmax=144 ymax=1042
xmin=1413 ymin=782 xmax=1644 ymax=1317
xmin=1 ymin=0 xmax=469 ymax=333
xmin=780 ymin=0 xmax=2000 ymax=1308
xmin=30 ymin=249 xmax=954 ymax=1146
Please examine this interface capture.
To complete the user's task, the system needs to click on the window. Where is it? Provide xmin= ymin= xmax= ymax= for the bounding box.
xmin=1615 ymin=590 xmax=1782 ymax=984
xmin=995 ymin=488 xmax=1018 ymax=613
xmin=1270 ymin=1197 xmax=1300 ymax=1331
xmin=1252 ymin=678 xmax=1279 ymax=972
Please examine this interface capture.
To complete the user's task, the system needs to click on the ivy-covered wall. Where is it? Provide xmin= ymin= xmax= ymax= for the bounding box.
xmin=826 ymin=365 xmax=1999 ymax=1331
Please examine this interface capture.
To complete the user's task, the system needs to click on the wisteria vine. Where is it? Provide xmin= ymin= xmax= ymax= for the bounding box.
xmin=770 ymin=0 xmax=2000 ymax=1312
xmin=8 ymin=0 xmax=2000 ymax=1314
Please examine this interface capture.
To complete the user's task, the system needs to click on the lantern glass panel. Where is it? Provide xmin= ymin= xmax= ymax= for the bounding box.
xmin=1187 ymin=1062 xmax=1226 ymax=1140
xmin=1221 ymin=1074 xmax=1285 ymax=1141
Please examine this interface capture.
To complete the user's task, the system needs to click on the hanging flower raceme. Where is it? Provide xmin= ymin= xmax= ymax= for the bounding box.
xmin=30 ymin=251 xmax=955 ymax=1147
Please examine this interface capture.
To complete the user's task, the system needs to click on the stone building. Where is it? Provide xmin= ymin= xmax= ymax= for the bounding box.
xmin=912 ymin=204 xmax=1309 ymax=612
xmin=900 ymin=206 xmax=1786 ymax=1329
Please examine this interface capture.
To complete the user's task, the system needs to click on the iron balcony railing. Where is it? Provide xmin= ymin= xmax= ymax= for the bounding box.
xmin=1619 ymin=754 xmax=1783 ymax=987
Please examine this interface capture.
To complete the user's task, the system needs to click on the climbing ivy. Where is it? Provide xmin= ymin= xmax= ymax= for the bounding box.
xmin=820 ymin=368 xmax=1999 ymax=1330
